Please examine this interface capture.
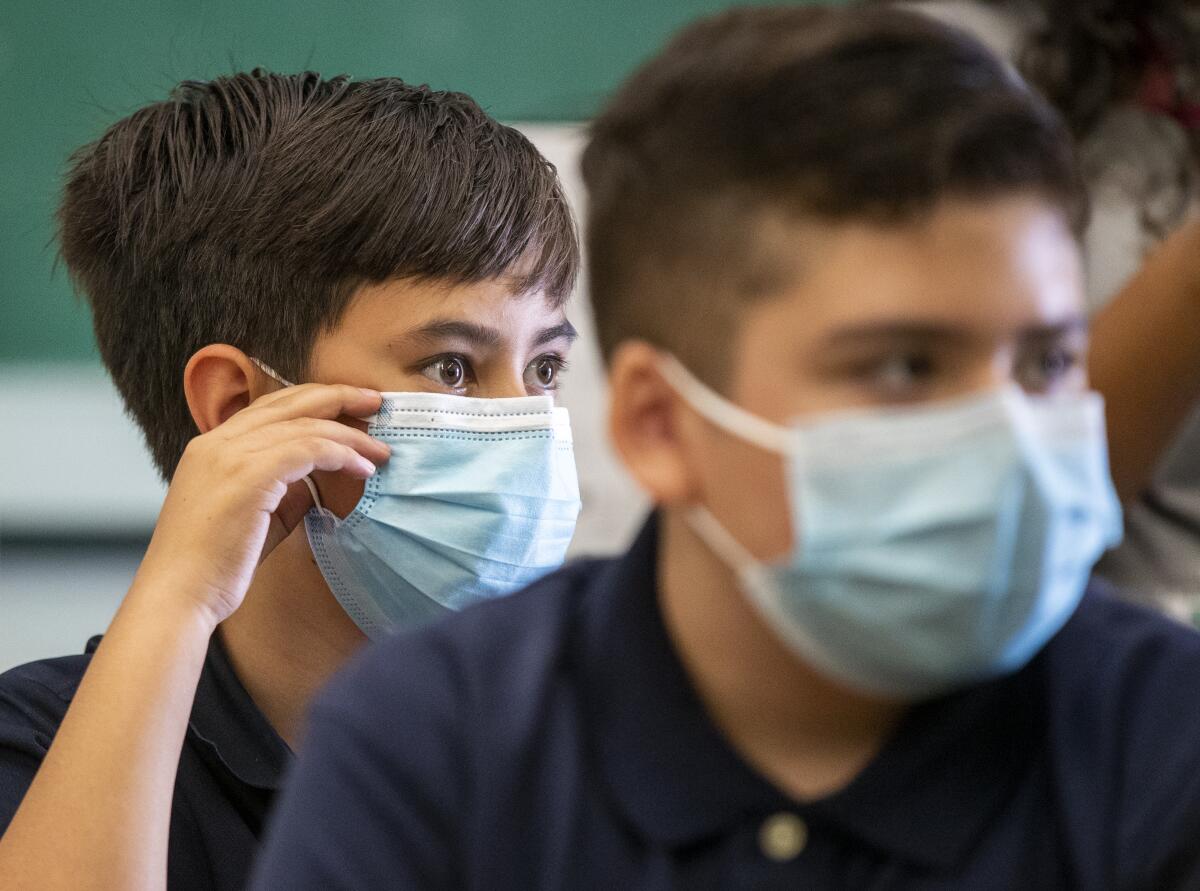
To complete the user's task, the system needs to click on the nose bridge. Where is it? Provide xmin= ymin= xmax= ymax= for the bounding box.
xmin=948 ymin=333 xmax=1017 ymax=400
xmin=479 ymin=350 xmax=530 ymax=399
xmin=988 ymin=339 xmax=1018 ymax=389
xmin=485 ymin=378 xmax=529 ymax=399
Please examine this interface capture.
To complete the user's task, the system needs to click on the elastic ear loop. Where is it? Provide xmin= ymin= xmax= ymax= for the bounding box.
xmin=249 ymin=357 xmax=297 ymax=388
xmin=250 ymin=359 xmax=321 ymax=511
xmin=657 ymin=354 xmax=794 ymax=454
xmin=654 ymin=353 xmax=791 ymax=572
xmin=686 ymin=504 xmax=760 ymax=576
xmin=300 ymin=475 xmax=325 ymax=512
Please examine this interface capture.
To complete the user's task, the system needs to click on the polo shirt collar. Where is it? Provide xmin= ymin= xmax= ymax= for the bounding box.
xmin=580 ymin=513 xmax=1045 ymax=871
xmin=187 ymin=629 xmax=292 ymax=791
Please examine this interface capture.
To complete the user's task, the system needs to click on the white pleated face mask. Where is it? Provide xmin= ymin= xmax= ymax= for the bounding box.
xmin=252 ymin=360 xmax=582 ymax=638
xmin=660 ymin=356 xmax=1124 ymax=699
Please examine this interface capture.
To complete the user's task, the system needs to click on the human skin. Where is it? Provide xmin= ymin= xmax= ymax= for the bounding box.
xmin=1087 ymin=219 xmax=1200 ymax=500
xmin=607 ymin=195 xmax=1085 ymax=800
xmin=0 ymin=276 xmax=576 ymax=891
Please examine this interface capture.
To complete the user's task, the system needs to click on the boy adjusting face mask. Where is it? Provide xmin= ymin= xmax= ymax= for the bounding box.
xmin=659 ymin=354 xmax=1123 ymax=699
xmin=253 ymin=359 xmax=582 ymax=638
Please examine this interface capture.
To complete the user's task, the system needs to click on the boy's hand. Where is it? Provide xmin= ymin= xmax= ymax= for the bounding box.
xmin=137 ymin=384 xmax=389 ymax=627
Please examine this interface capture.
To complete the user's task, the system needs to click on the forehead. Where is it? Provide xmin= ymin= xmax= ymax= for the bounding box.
xmin=769 ymin=196 xmax=1084 ymax=335
xmin=336 ymin=276 xmax=566 ymax=334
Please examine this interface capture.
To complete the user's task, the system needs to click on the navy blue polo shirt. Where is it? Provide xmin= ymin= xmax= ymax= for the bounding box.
xmin=253 ymin=515 xmax=1200 ymax=890
xmin=0 ymin=630 xmax=290 ymax=890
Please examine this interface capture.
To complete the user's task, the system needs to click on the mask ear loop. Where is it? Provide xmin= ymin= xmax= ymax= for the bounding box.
xmin=659 ymin=354 xmax=799 ymax=572
xmin=250 ymin=358 xmax=336 ymax=515
xmin=300 ymin=475 xmax=325 ymax=512
xmin=249 ymin=357 xmax=297 ymax=388
xmin=657 ymin=355 xmax=794 ymax=454
xmin=686 ymin=504 xmax=761 ymax=576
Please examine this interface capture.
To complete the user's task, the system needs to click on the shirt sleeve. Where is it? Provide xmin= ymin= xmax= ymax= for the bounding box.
xmin=0 ymin=674 xmax=63 ymax=835
xmin=249 ymin=632 xmax=467 ymax=891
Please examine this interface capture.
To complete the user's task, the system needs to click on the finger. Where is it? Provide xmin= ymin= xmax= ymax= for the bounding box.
xmin=221 ymin=384 xmax=382 ymax=436
xmin=240 ymin=417 xmax=391 ymax=465
xmin=258 ymin=438 xmax=378 ymax=487
xmin=259 ymin=482 xmax=316 ymax=566
xmin=273 ymin=480 xmax=319 ymax=537
xmin=256 ymin=383 xmax=382 ymax=420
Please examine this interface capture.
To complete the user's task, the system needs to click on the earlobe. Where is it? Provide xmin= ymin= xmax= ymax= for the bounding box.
xmin=183 ymin=345 xmax=261 ymax=434
xmin=607 ymin=341 xmax=701 ymax=506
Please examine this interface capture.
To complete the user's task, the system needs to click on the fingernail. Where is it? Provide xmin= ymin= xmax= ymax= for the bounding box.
xmin=359 ymin=388 xmax=379 ymax=398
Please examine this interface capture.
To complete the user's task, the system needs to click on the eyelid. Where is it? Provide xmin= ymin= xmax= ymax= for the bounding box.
xmin=415 ymin=350 xmax=473 ymax=366
xmin=861 ymin=351 xmax=932 ymax=376
xmin=524 ymin=353 xmax=569 ymax=391
xmin=417 ymin=353 xmax=476 ymax=390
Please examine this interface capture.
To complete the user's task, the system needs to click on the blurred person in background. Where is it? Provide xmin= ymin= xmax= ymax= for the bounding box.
xmin=893 ymin=0 xmax=1200 ymax=621
xmin=251 ymin=8 xmax=1200 ymax=888
xmin=0 ymin=71 xmax=581 ymax=891
xmin=569 ymin=0 xmax=1200 ymax=624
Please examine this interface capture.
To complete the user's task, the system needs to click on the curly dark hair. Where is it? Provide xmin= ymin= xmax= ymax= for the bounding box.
xmin=1009 ymin=0 xmax=1200 ymax=140
xmin=883 ymin=0 xmax=1200 ymax=243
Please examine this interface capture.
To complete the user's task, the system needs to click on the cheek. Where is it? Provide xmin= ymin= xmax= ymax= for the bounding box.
xmin=697 ymin=434 xmax=795 ymax=563
xmin=310 ymin=470 xmax=368 ymax=519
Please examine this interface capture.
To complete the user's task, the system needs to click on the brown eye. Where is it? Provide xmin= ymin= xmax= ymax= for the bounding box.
xmin=419 ymin=355 xmax=472 ymax=391
xmin=438 ymin=357 xmax=466 ymax=388
xmin=524 ymin=355 xmax=566 ymax=392
xmin=1018 ymin=345 xmax=1080 ymax=393
xmin=869 ymin=352 xmax=935 ymax=396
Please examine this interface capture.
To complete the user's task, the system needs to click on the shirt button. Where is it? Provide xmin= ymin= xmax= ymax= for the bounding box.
xmin=758 ymin=812 xmax=808 ymax=862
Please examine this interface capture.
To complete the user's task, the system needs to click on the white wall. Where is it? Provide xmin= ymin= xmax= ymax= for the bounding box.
xmin=0 ymin=363 xmax=167 ymax=536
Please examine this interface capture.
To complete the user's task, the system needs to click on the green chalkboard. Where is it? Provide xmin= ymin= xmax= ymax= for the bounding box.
xmin=1 ymin=0 xmax=828 ymax=363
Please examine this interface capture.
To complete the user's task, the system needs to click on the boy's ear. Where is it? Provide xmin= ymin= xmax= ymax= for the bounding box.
xmin=183 ymin=345 xmax=267 ymax=434
xmin=606 ymin=340 xmax=704 ymax=506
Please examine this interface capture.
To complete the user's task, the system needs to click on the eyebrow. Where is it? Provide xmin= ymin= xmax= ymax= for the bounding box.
xmin=401 ymin=320 xmax=503 ymax=349
xmin=394 ymin=318 xmax=578 ymax=351
xmin=822 ymin=316 xmax=1088 ymax=348
xmin=532 ymin=320 xmax=578 ymax=347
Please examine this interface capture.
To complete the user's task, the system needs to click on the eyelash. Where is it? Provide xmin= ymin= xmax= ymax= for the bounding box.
xmin=531 ymin=355 xmax=570 ymax=390
xmin=1020 ymin=345 xmax=1081 ymax=390
xmin=851 ymin=353 xmax=937 ymax=397
xmin=414 ymin=354 xmax=472 ymax=390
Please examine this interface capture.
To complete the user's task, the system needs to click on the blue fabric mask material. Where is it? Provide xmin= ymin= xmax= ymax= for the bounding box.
xmin=660 ymin=357 xmax=1124 ymax=699
xmin=306 ymin=391 xmax=581 ymax=638
xmin=250 ymin=360 xmax=581 ymax=639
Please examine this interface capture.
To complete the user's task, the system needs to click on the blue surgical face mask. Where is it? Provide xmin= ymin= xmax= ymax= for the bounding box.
xmin=659 ymin=357 xmax=1124 ymax=699
xmin=252 ymin=360 xmax=582 ymax=638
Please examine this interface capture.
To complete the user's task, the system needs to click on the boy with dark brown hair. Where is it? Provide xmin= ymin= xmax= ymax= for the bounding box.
xmin=0 ymin=71 xmax=582 ymax=891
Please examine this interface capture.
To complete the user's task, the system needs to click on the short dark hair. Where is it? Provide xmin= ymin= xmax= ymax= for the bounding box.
xmin=581 ymin=5 xmax=1085 ymax=385
xmin=60 ymin=70 xmax=579 ymax=479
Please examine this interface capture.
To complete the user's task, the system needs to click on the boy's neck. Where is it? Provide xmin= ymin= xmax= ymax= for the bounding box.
xmin=218 ymin=528 xmax=367 ymax=751
xmin=657 ymin=509 xmax=907 ymax=802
